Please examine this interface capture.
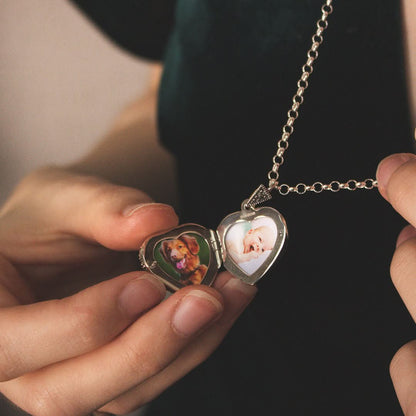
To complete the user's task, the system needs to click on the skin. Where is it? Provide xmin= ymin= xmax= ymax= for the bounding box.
xmin=402 ymin=0 xmax=416 ymax=120
xmin=388 ymin=3 xmax=416 ymax=412
xmin=242 ymin=226 xmax=275 ymax=254
xmin=377 ymin=152 xmax=416 ymax=416
xmin=0 ymin=76 xmax=258 ymax=416
xmin=0 ymin=3 xmax=415 ymax=414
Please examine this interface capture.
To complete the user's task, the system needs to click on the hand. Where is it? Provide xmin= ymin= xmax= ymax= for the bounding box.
xmin=0 ymin=167 xmax=257 ymax=415
xmin=377 ymin=153 xmax=416 ymax=415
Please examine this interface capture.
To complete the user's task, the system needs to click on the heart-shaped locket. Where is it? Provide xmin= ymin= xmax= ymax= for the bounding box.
xmin=216 ymin=206 xmax=288 ymax=285
xmin=139 ymin=224 xmax=222 ymax=292
xmin=139 ymin=205 xmax=288 ymax=291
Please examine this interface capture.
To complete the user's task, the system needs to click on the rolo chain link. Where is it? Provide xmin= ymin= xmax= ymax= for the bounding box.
xmin=277 ymin=178 xmax=378 ymax=196
xmin=267 ymin=0 xmax=378 ymax=195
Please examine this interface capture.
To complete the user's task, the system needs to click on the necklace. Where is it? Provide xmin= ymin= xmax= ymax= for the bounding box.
xmin=139 ymin=0 xmax=378 ymax=291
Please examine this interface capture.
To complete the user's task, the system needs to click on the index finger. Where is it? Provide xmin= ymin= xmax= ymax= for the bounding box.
xmin=376 ymin=153 xmax=416 ymax=226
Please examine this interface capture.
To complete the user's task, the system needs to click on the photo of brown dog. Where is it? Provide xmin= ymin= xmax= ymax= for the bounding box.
xmin=160 ymin=234 xmax=208 ymax=285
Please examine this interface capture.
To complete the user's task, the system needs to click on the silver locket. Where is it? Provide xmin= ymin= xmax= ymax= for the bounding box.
xmin=139 ymin=202 xmax=288 ymax=291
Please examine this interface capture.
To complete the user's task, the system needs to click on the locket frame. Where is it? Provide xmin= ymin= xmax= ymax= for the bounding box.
xmin=216 ymin=206 xmax=288 ymax=285
xmin=139 ymin=207 xmax=288 ymax=291
xmin=139 ymin=224 xmax=221 ymax=292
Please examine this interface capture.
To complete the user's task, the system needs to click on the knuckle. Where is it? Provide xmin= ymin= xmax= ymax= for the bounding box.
xmin=390 ymin=239 xmax=416 ymax=288
xmin=85 ymin=182 xmax=120 ymax=204
xmin=388 ymin=161 xmax=416 ymax=207
xmin=58 ymin=174 xmax=111 ymax=206
xmin=89 ymin=182 xmax=148 ymax=209
xmin=0 ymin=167 xmax=106 ymax=217
xmin=390 ymin=340 xmax=416 ymax=378
xmin=121 ymin=341 xmax=166 ymax=380
xmin=18 ymin=167 xmax=83 ymax=197
xmin=64 ymin=299 xmax=106 ymax=350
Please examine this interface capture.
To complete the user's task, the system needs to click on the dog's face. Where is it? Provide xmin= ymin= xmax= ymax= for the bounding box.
xmin=160 ymin=234 xmax=200 ymax=273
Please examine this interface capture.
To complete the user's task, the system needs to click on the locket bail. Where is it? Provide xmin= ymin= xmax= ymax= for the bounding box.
xmin=139 ymin=199 xmax=288 ymax=290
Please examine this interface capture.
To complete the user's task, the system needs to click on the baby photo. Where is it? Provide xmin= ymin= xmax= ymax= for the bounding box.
xmin=225 ymin=217 xmax=277 ymax=275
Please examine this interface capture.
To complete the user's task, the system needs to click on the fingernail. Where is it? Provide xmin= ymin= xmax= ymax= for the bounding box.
xmin=171 ymin=291 xmax=223 ymax=337
xmin=118 ymin=274 xmax=166 ymax=318
xmin=123 ymin=203 xmax=178 ymax=220
xmin=376 ymin=154 xmax=416 ymax=196
xmin=123 ymin=203 xmax=155 ymax=217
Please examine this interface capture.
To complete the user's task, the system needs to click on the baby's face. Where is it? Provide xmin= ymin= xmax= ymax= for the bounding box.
xmin=243 ymin=229 xmax=266 ymax=254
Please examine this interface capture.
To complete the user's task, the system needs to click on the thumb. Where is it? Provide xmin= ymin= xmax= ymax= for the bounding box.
xmin=60 ymin=174 xmax=179 ymax=250
xmin=80 ymin=200 xmax=179 ymax=251
xmin=6 ymin=168 xmax=179 ymax=251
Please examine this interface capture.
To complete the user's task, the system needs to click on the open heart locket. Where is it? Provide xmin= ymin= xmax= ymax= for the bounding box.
xmin=139 ymin=187 xmax=288 ymax=291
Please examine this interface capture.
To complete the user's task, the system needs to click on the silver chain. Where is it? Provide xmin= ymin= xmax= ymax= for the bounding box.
xmin=266 ymin=0 xmax=378 ymax=195
xmin=277 ymin=178 xmax=378 ymax=195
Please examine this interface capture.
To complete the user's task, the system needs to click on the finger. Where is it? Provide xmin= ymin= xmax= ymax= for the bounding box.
xmin=390 ymin=340 xmax=416 ymax=415
xmin=376 ymin=153 xmax=416 ymax=225
xmin=4 ymin=285 xmax=224 ymax=416
xmin=5 ymin=168 xmax=179 ymax=251
xmin=0 ymin=254 xmax=34 ymax=306
xmin=67 ymin=189 xmax=179 ymax=251
xmin=99 ymin=273 xmax=257 ymax=415
xmin=396 ymin=224 xmax=416 ymax=248
xmin=390 ymin=237 xmax=416 ymax=320
xmin=0 ymin=271 xmax=165 ymax=382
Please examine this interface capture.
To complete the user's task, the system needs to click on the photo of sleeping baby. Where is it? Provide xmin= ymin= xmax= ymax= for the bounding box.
xmin=225 ymin=217 xmax=277 ymax=275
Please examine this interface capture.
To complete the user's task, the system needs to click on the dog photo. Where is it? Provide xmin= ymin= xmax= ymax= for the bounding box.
xmin=154 ymin=233 xmax=210 ymax=286
xmin=225 ymin=216 xmax=277 ymax=275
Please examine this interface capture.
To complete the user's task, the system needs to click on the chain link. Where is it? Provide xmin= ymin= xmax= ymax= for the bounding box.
xmin=266 ymin=1 xmax=377 ymax=195
xmin=277 ymin=179 xmax=378 ymax=196
xmin=267 ymin=0 xmax=334 ymax=189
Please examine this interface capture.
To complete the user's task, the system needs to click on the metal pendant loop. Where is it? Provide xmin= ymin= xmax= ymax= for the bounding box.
xmin=244 ymin=184 xmax=273 ymax=210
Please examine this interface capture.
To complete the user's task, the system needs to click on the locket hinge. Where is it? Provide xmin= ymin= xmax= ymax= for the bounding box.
xmin=209 ymin=229 xmax=224 ymax=270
